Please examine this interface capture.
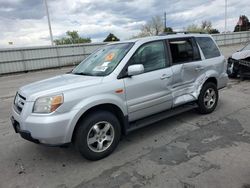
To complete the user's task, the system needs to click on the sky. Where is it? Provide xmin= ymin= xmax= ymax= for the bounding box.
xmin=0 ymin=0 xmax=248 ymax=48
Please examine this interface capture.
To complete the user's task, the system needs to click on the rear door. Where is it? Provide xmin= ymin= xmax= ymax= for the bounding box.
xmin=123 ymin=40 xmax=173 ymax=122
xmin=168 ymin=37 xmax=204 ymax=106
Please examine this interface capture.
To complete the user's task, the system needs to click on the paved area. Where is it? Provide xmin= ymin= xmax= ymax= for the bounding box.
xmin=1 ymin=49 xmax=250 ymax=188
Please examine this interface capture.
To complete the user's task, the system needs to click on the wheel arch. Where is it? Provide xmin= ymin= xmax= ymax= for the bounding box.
xmin=71 ymin=103 xmax=128 ymax=143
xmin=193 ymin=76 xmax=218 ymax=101
xmin=204 ymin=77 xmax=218 ymax=87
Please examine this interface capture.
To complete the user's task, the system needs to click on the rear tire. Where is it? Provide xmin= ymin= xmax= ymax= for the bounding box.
xmin=197 ymin=82 xmax=218 ymax=114
xmin=75 ymin=110 xmax=121 ymax=161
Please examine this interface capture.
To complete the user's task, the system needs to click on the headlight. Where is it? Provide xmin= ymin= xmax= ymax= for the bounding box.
xmin=33 ymin=94 xmax=63 ymax=113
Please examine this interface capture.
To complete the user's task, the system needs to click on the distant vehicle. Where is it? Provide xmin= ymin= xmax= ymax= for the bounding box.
xmin=227 ymin=43 xmax=250 ymax=79
xmin=11 ymin=34 xmax=228 ymax=160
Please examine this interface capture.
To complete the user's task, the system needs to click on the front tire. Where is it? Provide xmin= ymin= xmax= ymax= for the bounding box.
xmin=75 ymin=110 xmax=121 ymax=161
xmin=197 ymin=82 xmax=218 ymax=114
xmin=227 ymin=60 xmax=238 ymax=78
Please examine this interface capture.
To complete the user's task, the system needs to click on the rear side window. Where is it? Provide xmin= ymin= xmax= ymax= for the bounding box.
xmin=169 ymin=38 xmax=200 ymax=64
xmin=196 ymin=37 xmax=221 ymax=59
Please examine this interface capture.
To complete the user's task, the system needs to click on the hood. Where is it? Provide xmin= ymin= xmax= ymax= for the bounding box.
xmin=19 ymin=74 xmax=103 ymax=101
xmin=232 ymin=50 xmax=250 ymax=60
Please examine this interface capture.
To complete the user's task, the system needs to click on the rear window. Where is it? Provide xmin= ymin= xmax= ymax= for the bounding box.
xmin=196 ymin=37 xmax=221 ymax=59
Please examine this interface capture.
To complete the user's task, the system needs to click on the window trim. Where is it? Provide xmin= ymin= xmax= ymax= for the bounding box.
xmin=117 ymin=40 xmax=171 ymax=79
xmin=167 ymin=37 xmax=201 ymax=66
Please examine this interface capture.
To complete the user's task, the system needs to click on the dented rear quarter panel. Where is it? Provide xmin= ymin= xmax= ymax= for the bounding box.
xmin=171 ymin=53 xmax=227 ymax=107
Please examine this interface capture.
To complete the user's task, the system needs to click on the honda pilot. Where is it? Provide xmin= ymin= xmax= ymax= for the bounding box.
xmin=11 ymin=34 xmax=228 ymax=160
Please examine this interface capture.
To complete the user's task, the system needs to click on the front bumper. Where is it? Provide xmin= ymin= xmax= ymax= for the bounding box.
xmin=11 ymin=105 xmax=78 ymax=145
xmin=11 ymin=116 xmax=40 ymax=144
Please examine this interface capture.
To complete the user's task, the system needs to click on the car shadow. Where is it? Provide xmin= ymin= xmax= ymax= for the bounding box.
xmin=33 ymin=108 xmax=200 ymax=163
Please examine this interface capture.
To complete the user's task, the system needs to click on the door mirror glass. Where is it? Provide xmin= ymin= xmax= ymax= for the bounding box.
xmin=127 ymin=64 xmax=144 ymax=76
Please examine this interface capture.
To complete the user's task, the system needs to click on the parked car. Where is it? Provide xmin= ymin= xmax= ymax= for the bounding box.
xmin=11 ymin=34 xmax=228 ymax=160
xmin=227 ymin=43 xmax=250 ymax=78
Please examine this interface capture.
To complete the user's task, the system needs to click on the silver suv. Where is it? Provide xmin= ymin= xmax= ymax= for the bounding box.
xmin=11 ymin=34 xmax=228 ymax=160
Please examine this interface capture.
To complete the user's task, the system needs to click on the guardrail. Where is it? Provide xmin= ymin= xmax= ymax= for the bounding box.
xmin=0 ymin=43 xmax=106 ymax=75
xmin=212 ymin=31 xmax=250 ymax=46
xmin=1 ymin=31 xmax=250 ymax=75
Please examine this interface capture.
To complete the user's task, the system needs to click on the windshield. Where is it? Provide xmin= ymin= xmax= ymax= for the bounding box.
xmin=242 ymin=43 xmax=250 ymax=51
xmin=72 ymin=43 xmax=134 ymax=76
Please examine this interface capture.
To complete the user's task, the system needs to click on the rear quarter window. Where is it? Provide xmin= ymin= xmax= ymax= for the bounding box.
xmin=196 ymin=37 xmax=221 ymax=59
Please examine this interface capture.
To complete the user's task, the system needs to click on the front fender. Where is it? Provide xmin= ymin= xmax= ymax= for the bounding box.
xmin=64 ymin=94 xmax=127 ymax=142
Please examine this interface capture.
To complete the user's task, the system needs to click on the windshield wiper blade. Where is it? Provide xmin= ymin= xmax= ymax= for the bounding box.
xmin=72 ymin=72 xmax=92 ymax=76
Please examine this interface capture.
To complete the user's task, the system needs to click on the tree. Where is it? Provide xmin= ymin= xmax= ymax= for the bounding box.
xmin=54 ymin=31 xmax=91 ymax=45
xmin=103 ymin=33 xmax=120 ymax=42
xmin=186 ymin=24 xmax=204 ymax=33
xmin=136 ymin=15 xmax=165 ymax=37
xmin=209 ymin=29 xmax=220 ymax=34
xmin=234 ymin=15 xmax=250 ymax=32
xmin=186 ymin=20 xmax=220 ymax=34
xmin=201 ymin=20 xmax=212 ymax=31
xmin=164 ymin=27 xmax=174 ymax=33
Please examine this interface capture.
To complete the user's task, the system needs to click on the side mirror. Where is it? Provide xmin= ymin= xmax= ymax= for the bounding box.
xmin=127 ymin=64 xmax=144 ymax=76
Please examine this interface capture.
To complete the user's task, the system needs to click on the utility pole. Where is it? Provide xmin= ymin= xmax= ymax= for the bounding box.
xmin=224 ymin=0 xmax=228 ymax=33
xmin=164 ymin=12 xmax=167 ymax=29
xmin=44 ymin=0 xmax=54 ymax=45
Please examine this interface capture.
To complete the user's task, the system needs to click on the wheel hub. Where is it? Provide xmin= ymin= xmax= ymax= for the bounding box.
xmin=204 ymin=88 xmax=216 ymax=109
xmin=87 ymin=121 xmax=114 ymax=153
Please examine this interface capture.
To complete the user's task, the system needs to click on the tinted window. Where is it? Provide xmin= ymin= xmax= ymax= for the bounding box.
xmin=196 ymin=37 xmax=221 ymax=59
xmin=169 ymin=38 xmax=200 ymax=64
xmin=130 ymin=41 xmax=168 ymax=72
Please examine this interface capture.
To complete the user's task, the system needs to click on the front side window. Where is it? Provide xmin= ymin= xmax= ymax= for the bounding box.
xmin=196 ymin=37 xmax=221 ymax=59
xmin=169 ymin=38 xmax=200 ymax=64
xmin=72 ymin=43 xmax=133 ymax=76
xmin=130 ymin=41 xmax=168 ymax=73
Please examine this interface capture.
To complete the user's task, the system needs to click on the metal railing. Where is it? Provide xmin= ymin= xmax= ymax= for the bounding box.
xmin=0 ymin=43 xmax=106 ymax=75
xmin=212 ymin=31 xmax=250 ymax=46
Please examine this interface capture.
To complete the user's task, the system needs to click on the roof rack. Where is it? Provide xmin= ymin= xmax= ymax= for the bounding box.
xmin=158 ymin=31 xmax=207 ymax=36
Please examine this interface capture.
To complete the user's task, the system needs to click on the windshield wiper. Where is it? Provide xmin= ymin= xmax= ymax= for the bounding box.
xmin=72 ymin=72 xmax=93 ymax=76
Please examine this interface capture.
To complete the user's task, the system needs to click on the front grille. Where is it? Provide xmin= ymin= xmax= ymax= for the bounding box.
xmin=14 ymin=93 xmax=26 ymax=113
xmin=239 ymin=59 xmax=250 ymax=68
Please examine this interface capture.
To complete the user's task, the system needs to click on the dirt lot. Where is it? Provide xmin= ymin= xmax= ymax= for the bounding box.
xmin=1 ymin=56 xmax=250 ymax=187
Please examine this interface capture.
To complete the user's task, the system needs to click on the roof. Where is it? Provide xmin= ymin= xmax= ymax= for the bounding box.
xmin=109 ymin=33 xmax=211 ymax=45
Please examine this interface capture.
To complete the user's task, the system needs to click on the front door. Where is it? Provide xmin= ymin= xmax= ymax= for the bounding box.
xmin=124 ymin=41 xmax=173 ymax=122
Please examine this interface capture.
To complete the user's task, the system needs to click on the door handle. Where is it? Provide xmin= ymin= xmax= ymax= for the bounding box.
xmin=160 ymin=74 xmax=171 ymax=80
xmin=195 ymin=66 xmax=204 ymax=71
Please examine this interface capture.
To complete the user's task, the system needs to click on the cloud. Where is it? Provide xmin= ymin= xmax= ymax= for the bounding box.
xmin=0 ymin=0 xmax=248 ymax=48
xmin=0 ymin=0 xmax=45 ymax=20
